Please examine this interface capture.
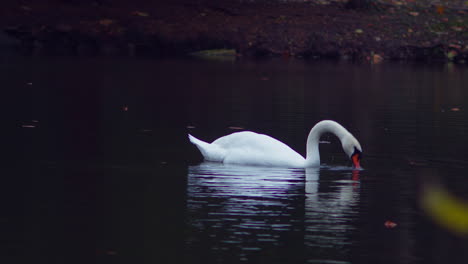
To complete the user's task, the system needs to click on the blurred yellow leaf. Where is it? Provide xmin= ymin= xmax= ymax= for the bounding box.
xmin=436 ymin=5 xmax=445 ymax=15
xmin=422 ymin=183 xmax=468 ymax=236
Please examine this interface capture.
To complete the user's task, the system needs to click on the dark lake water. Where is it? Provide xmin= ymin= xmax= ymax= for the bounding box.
xmin=3 ymin=54 xmax=468 ymax=264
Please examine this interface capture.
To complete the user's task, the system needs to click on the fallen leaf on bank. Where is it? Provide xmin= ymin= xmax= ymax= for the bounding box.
xmin=372 ymin=54 xmax=383 ymax=64
xmin=190 ymin=49 xmax=236 ymax=60
xmin=447 ymin=50 xmax=458 ymax=60
xmin=131 ymin=11 xmax=149 ymax=17
xmin=436 ymin=5 xmax=445 ymax=15
xmin=449 ymin=44 xmax=462 ymax=49
xmin=99 ymin=19 xmax=114 ymax=26
xmin=384 ymin=220 xmax=397 ymax=228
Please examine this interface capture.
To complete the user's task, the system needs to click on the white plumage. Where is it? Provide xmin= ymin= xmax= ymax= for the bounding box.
xmin=189 ymin=120 xmax=362 ymax=168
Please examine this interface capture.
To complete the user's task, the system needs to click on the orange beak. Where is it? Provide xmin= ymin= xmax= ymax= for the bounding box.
xmin=351 ymin=153 xmax=361 ymax=169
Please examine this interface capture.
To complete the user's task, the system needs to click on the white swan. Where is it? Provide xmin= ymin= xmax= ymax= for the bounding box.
xmin=188 ymin=120 xmax=362 ymax=168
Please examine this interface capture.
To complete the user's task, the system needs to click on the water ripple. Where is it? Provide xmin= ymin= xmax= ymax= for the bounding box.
xmin=186 ymin=162 xmax=361 ymax=263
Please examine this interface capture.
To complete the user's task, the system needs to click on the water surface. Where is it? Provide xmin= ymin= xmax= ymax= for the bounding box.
xmin=4 ymin=56 xmax=468 ymax=263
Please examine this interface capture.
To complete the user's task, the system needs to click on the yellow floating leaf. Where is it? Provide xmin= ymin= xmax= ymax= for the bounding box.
xmin=421 ymin=183 xmax=468 ymax=236
xmin=355 ymin=29 xmax=364 ymax=34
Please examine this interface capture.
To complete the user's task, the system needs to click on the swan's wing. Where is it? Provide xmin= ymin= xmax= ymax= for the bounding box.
xmin=212 ymin=131 xmax=305 ymax=167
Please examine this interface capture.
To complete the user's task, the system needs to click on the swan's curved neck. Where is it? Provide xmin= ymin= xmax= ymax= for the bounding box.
xmin=304 ymin=120 xmax=350 ymax=167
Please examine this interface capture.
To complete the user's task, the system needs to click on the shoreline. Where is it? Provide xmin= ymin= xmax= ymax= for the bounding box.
xmin=1 ymin=1 xmax=467 ymax=63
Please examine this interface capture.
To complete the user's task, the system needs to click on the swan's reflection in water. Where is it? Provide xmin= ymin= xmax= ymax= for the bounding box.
xmin=186 ymin=162 xmax=360 ymax=263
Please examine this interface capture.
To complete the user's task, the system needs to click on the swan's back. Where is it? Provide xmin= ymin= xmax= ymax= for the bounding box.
xmin=210 ymin=131 xmax=305 ymax=167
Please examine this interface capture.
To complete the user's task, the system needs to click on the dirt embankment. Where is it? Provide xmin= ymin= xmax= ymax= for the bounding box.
xmin=1 ymin=0 xmax=467 ymax=62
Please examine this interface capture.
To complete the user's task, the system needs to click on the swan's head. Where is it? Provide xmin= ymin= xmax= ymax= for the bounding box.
xmin=341 ymin=135 xmax=362 ymax=169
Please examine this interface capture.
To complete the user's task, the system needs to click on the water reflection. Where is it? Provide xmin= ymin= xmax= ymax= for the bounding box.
xmin=186 ymin=163 xmax=360 ymax=263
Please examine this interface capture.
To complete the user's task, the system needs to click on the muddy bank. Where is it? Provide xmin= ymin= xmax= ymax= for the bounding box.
xmin=1 ymin=0 xmax=467 ymax=62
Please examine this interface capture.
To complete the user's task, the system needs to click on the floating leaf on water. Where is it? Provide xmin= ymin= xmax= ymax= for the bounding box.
xmin=99 ymin=19 xmax=114 ymax=26
xmin=384 ymin=220 xmax=397 ymax=228
xmin=355 ymin=29 xmax=364 ymax=34
xmin=131 ymin=11 xmax=149 ymax=17
xmin=409 ymin=12 xmax=419 ymax=17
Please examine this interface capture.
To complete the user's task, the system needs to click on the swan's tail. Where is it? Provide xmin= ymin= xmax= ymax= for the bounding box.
xmin=188 ymin=134 xmax=223 ymax=162
xmin=188 ymin=134 xmax=209 ymax=148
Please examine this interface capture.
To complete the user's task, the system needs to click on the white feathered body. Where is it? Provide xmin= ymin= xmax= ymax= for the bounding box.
xmin=189 ymin=131 xmax=305 ymax=167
